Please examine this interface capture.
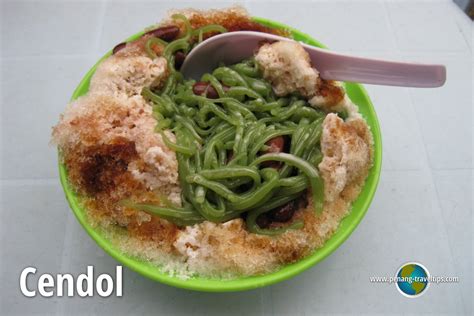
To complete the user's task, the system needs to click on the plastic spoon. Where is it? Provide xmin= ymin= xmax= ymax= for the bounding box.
xmin=181 ymin=31 xmax=446 ymax=88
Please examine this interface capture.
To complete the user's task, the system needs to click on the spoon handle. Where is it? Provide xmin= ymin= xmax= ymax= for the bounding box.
xmin=306 ymin=46 xmax=446 ymax=87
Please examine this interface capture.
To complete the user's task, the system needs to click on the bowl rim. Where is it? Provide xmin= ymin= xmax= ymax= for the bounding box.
xmin=58 ymin=16 xmax=382 ymax=292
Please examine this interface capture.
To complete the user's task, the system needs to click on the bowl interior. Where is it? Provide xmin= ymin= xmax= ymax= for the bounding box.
xmin=59 ymin=17 xmax=382 ymax=292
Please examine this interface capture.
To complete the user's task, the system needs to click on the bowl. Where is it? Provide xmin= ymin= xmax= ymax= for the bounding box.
xmin=58 ymin=17 xmax=382 ymax=292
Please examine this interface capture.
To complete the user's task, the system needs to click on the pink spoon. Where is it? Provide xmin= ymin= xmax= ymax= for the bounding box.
xmin=181 ymin=31 xmax=446 ymax=88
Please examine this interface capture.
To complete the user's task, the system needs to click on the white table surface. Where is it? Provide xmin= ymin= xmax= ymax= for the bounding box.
xmin=1 ymin=0 xmax=472 ymax=315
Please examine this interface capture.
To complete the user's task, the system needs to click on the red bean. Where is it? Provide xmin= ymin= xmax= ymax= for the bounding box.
xmin=192 ymin=82 xmax=209 ymax=96
xmin=174 ymin=50 xmax=186 ymax=70
xmin=145 ymin=25 xmax=180 ymax=42
xmin=192 ymin=82 xmax=219 ymax=99
xmin=268 ymin=200 xmax=297 ymax=222
xmin=266 ymin=136 xmax=285 ymax=153
xmin=112 ymin=42 xmax=127 ymax=55
xmin=206 ymin=86 xmax=219 ymax=99
xmin=255 ymin=198 xmax=301 ymax=228
xmin=192 ymin=81 xmax=230 ymax=99
xmin=256 ymin=213 xmax=271 ymax=228
xmin=261 ymin=136 xmax=286 ymax=169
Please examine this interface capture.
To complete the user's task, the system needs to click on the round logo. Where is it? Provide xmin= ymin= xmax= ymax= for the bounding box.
xmin=395 ymin=262 xmax=430 ymax=298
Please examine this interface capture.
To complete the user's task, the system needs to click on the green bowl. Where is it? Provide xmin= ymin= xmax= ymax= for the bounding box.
xmin=59 ymin=17 xmax=382 ymax=292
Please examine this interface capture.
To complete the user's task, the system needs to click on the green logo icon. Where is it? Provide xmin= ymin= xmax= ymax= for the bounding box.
xmin=395 ymin=262 xmax=430 ymax=298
